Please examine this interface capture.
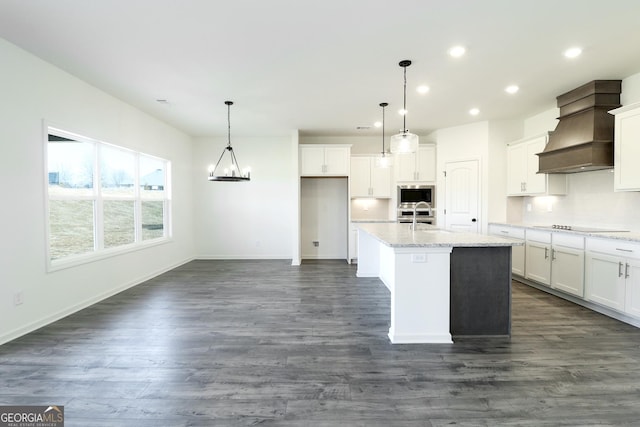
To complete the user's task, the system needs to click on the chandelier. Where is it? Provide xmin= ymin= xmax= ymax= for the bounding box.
xmin=208 ymin=101 xmax=250 ymax=182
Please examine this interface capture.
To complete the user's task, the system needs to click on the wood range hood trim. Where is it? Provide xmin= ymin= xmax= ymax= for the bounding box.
xmin=537 ymin=80 xmax=621 ymax=174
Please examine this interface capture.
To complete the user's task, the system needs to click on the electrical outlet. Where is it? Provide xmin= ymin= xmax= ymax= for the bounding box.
xmin=411 ymin=253 xmax=427 ymax=263
xmin=14 ymin=291 xmax=24 ymax=306
xmin=313 ymin=241 xmax=319 ymax=247
xmin=527 ymin=203 xmax=532 ymax=212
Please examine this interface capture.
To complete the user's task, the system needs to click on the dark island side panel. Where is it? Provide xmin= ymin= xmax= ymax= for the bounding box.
xmin=450 ymin=246 xmax=512 ymax=337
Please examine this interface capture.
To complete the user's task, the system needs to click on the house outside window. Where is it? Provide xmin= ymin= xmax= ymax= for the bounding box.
xmin=46 ymin=127 xmax=171 ymax=270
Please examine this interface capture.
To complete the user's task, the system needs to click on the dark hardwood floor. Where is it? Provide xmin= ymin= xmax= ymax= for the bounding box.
xmin=2 ymin=260 xmax=640 ymax=426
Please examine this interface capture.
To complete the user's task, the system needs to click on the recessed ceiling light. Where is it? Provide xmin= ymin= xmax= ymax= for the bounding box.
xmin=505 ymin=85 xmax=519 ymax=94
xmin=448 ymin=45 xmax=466 ymax=58
xmin=417 ymin=85 xmax=430 ymax=94
xmin=469 ymin=108 xmax=480 ymax=116
xmin=564 ymin=47 xmax=582 ymax=59
xmin=373 ymin=121 xmax=382 ymax=128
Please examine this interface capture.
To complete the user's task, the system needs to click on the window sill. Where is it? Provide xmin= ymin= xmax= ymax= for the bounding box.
xmin=47 ymin=237 xmax=173 ymax=273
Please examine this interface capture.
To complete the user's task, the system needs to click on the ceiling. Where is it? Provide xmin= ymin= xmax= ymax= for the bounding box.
xmin=2 ymin=0 xmax=640 ymax=138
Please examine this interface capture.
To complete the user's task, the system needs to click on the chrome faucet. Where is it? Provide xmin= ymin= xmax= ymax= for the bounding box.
xmin=411 ymin=201 xmax=431 ymax=230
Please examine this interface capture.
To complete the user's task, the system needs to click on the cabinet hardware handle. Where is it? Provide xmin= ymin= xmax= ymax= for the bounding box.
xmin=551 ymin=248 xmax=556 ymax=261
xmin=500 ymin=231 xmax=508 ymax=234
xmin=544 ymin=247 xmax=549 ymax=259
xmin=616 ymin=248 xmax=633 ymax=253
xmin=619 ymin=262 xmax=624 ymax=278
xmin=625 ymin=263 xmax=630 ymax=279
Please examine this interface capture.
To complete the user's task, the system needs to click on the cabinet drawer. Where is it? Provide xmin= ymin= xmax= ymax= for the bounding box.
xmin=526 ymin=229 xmax=552 ymax=244
xmin=586 ymin=237 xmax=640 ymax=257
xmin=489 ymin=225 xmax=525 ymax=239
xmin=553 ymin=233 xmax=585 ymax=250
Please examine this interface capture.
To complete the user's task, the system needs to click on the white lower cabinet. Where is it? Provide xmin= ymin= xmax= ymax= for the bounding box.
xmin=625 ymin=259 xmax=640 ymax=317
xmin=585 ymin=238 xmax=640 ymax=314
xmin=525 ymin=230 xmax=551 ymax=286
xmin=550 ymin=234 xmax=585 ymax=297
xmin=524 ymin=230 xmax=585 ymax=296
xmin=488 ymin=225 xmax=525 ymax=276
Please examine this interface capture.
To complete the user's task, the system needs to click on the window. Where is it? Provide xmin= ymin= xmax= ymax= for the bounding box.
xmin=46 ymin=127 xmax=171 ymax=268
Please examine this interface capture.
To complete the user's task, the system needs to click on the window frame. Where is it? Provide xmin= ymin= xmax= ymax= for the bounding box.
xmin=44 ymin=124 xmax=172 ymax=272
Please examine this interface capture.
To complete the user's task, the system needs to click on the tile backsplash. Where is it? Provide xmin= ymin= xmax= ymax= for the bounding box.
xmin=515 ymin=169 xmax=640 ymax=231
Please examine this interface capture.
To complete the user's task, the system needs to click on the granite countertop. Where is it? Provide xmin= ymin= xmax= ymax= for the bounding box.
xmin=489 ymin=222 xmax=640 ymax=243
xmin=357 ymin=222 xmax=522 ymax=248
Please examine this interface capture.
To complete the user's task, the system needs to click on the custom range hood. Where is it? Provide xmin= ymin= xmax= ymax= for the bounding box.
xmin=537 ymin=80 xmax=621 ymax=174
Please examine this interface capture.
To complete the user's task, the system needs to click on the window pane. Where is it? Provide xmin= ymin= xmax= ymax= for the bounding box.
xmin=49 ymin=200 xmax=94 ymax=260
xmin=48 ymin=135 xmax=94 ymax=197
xmin=101 ymin=145 xmax=135 ymax=197
xmin=104 ymin=200 xmax=135 ymax=248
xmin=141 ymin=201 xmax=164 ymax=240
xmin=140 ymin=155 xmax=165 ymax=200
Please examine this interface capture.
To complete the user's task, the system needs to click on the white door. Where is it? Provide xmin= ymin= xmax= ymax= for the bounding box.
xmin=444 ymin=160 xmax=479 ymax=232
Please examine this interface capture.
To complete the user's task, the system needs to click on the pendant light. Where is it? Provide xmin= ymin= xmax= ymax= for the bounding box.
xmin=208 ymin=101 xmax=251 ymax=182
xmin=390 ymin=60 xmax=419 ymax=154
xmin=374 ymin=102 xmax=393 ymax=168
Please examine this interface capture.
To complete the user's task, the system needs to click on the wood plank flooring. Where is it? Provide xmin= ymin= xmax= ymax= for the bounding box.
xmin=1 ymin=259 xmax=640 ymax=426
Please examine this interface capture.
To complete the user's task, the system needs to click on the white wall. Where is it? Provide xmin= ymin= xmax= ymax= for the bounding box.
xmin=0 ymin=39 xmax=195 ymax=344
xmin=435 ymin=122 xmax=489 ymax=232
xmin=300 ymin=178 xmax=348 ymax=259
xmin=193 ymin=136 xmax=296 ymax=259
xmin=300 ymin=135 xmax=380 ymax=155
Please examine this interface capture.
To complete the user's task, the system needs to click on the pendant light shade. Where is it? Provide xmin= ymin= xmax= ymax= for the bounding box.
xmin=208 ymin=101 xmax=251 ymax=182
xmin=374 ymin=102 xmax=393 ymax=168
xmin=390 ymin=60 xmax=419 ymax=154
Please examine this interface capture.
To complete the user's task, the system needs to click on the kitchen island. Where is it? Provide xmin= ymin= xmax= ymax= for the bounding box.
xmin=356 ymin=223 xmax=522 ymax=344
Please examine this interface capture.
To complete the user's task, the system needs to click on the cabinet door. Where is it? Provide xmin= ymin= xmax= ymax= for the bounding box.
xmin=551 ymin=246 xmax=585 ymax=297
xmin=324 ymin=146 xmax=350 ymax=175
xmin=350 ymin=157 xmax=371 ymax=197
xmin=624 ymin=258 xmax=640 ymax=317
xmin=512 ymin=244 xmax=525 ymax=277
xmin=525 ymin=241 xmax=551 ymax=285
xmin=300 ymin=146 xmax=325 ymax=176
xmin=370 ymin=161 xmax=391 ymax=197
xmin=506 ymin=143 xmax=526 ymax=195
xmin=614 ymin=108 xmax=640 ymax=191
xmin=416 ymin=145 xmax=436 ymax=182
xmin=585 ymin=251 xmax=626 ymax=311
xmin=396 ymin=152 xmax=416 ymax=181
xmin=525 ymin=136 xmax=547 ymax=194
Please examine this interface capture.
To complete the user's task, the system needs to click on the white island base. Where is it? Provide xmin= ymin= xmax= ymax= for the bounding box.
xmin=357 ymin=230 xmax=453 ymax=344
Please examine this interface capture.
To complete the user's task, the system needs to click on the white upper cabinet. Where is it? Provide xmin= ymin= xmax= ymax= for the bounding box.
xmin=611 ymin=102 xmax=640 ymax=191
xmin=506 ymin=134 xmax=566 ymax=196
xmin=299 ymin=144 xmax=350 ymax=176
xmin=350 ymin=156 xmax=391 ymax=198
xmin=396 ymin=144 xmax=436 ymax=182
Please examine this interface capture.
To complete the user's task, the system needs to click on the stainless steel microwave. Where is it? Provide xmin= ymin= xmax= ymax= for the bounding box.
xmin=397 ymin=185 xmax=435 ymax=207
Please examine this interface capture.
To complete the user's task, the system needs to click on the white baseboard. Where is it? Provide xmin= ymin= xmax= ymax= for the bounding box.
xmin=0 ymin=257 xmax=195 ymax=346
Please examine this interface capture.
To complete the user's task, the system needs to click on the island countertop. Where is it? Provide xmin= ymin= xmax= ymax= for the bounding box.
xmin=356 ymin=222 xmax=523 ymax=248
